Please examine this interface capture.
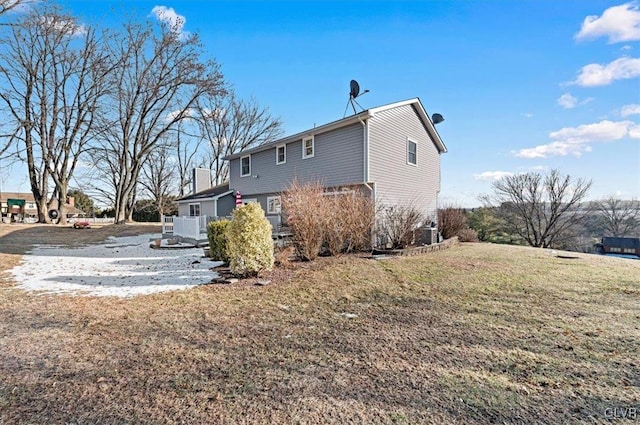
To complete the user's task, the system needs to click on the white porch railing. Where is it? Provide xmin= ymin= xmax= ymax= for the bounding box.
xmin=162 ymin=215 xmax=216 ymax=240
xmin=162 ymin=214 xmax=283 ymax=241
xmin=162 ymin=215 xmax=174 ymax=234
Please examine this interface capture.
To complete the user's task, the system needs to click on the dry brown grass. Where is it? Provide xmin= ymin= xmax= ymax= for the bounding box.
xmin=1 ymin=226 xmax=639 ymax=424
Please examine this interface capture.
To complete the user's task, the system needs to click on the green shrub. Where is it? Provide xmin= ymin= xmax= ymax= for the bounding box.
xmin=207 ymin=219 xmax=230 ymax=262
xmin=225 ymin=203 xmax=274 ymax=277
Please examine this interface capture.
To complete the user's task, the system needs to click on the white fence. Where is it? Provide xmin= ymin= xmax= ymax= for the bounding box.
xmin=162 ymin=214 xmax=283 ymax=241
xmin=162 ymin=215 xmax=211 ymax=241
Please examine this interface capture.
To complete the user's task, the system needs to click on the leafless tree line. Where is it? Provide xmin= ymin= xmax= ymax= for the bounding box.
xmin=480 ymin=169 xmax=639 ymax=250
xmin=0 ymin=2 xmax=281 ymax=223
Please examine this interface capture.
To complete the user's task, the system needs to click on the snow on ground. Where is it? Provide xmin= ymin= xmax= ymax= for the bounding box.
xmin=10 ymin=234 xmax=222 ymax=298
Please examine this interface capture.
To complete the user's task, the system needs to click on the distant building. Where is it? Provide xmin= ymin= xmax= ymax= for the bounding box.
xmin=0 ymin=192 xmax=86 ymax=222
xmin=597 ymin=237 xmax=640 ymax=257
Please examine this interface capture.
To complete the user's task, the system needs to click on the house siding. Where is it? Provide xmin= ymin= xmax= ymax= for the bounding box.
xmin=229 ymin=123 xmax=365 ymax=195
xmin=177 ymin=200 xmax=216 ymax=217
xmin=217 ymin=194 xmax=236 ymax=218
xmin=177 ymin=192 xmax=236 ymax=218
xmin=368 ymin=104 xmax=441 ymax=221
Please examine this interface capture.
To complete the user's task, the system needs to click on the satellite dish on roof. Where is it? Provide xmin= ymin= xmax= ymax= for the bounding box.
xmin=344 ymin=79 xmax=370 ymax=117
xmin=350 ymin=80 xmax=360 ymax=99
xmin=432 ymin=113 xmax=445 ymax=124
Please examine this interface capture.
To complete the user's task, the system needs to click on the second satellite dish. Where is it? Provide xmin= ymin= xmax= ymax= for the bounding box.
xmin=432 ymin=113 xmax=445 ymax=124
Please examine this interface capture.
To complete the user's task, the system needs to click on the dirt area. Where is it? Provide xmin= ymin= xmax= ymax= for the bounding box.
xmin=0 ymin=222 xmax=162 ymax=254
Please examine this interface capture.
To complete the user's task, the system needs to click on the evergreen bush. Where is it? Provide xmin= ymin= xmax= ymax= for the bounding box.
xmin=207 ymin=219 xmax=230 ymax=262
xmin=226 ymin=203 xmax=274 ymax=277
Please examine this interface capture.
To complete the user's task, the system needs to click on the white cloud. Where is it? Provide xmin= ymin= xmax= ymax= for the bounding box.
xmin=9 ymin=0 xmax=41 ymax=14
xmin=515 ymin=120 xmax=640 ymax=158
xmin=557 ymin=93 xmax=578 ymax=109
xmin=557 ymin=93 xmax=594 ymax=109
xmin=473 ymin=171 xmax=515 ymax=181
xmin=621 ymin=103 xmax=640 ymax=117
xmin=150 ymin=6 xmax=189 ymax=40
xmin=521 ymin=112 xmax=534 ymax=118
xmin=39 ymin=16 xmax=86 ymax=37
xmin=572 ymin=56 xmax=640 ymax=86
xmin=621 ymin=44 xmax=633 ymax=50
xmin=575 ymin=2 xmax=640 ymax=43
xmin=165 ymin=108 xmax=196 ymax=122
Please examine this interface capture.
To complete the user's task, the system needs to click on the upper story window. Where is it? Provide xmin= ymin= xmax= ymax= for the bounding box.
xmin=407 ymin=139 xmax=417 ymax=166
xmin=241 ymin=155 xmax=251 ymax=177
xmin=302 ymin=136 xmax=314 ymax=159
xmin=276 ymin=144 xmax=286 ymax=165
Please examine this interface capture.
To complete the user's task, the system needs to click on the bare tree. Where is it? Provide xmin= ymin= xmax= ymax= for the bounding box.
xmin=196 ymin=93 xmax=283 ymax=185
xmin=484 ymin=169 xmax=592 ymax=248
xmin=90 ymin=21 xmax=224 ymax=223
xmin=174 ymin=121 xmax=203 ymax=197
xmin=139 ymin=144 xmax=177 ymax=219
xmin=595 ymin=196 xmax=640 ymax=237
xmin=0 ymin=8 xmax=112 ymax=223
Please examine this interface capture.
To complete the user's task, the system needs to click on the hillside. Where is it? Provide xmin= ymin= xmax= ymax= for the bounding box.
xmin=1 ymin=229 xmax=638 ymax=424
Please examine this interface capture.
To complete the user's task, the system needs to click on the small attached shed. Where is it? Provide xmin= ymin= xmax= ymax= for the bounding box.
xmin=176 ymin=183 xmax=235 ymax=219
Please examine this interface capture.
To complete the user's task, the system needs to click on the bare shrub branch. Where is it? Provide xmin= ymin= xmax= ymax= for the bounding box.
xmin=377 ymin=203 xmax=424 ymax=249
xmin=281 ymin=180 xmax=325 ymax=261
xmin=438 ymin=204 xmax=468 ymax=239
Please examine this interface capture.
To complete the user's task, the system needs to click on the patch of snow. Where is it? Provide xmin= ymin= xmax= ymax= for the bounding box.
xmin=10 ymin=234 xmax=223 ymax=298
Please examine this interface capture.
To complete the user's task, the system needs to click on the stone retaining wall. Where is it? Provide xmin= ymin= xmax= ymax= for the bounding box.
xmin=372 ymin=237 xmax=459 ymax=257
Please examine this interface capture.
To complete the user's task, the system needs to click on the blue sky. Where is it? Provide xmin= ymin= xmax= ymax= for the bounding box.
xmin=2 ymin=0 xmax=639 ymax=206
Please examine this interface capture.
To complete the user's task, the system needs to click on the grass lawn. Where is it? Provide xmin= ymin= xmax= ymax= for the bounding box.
xmin=0 ymin=225 xmax=638 ymax=424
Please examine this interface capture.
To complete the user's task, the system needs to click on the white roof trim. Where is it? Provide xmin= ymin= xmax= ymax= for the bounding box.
xmin=177 ymin=189 xmax=234 ymax=203
xmin=369 ymin=98 xmax=447 ymax=153
xmin=212 ymin=190 xmax=234 ymax=200
xmin=225 ymin=98 xmax=447 ymax=160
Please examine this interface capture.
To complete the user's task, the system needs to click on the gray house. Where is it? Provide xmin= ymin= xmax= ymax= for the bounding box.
xmin=170 ymin=98 xmax=447 ymax=240
xmin=225 ymin=98 xmax=447 ymax=226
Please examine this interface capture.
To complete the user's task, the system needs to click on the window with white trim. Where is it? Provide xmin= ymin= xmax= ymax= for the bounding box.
xmin=189 ymin=203 xmax=201 ymax=216
xmin=302 ymin=136 xmax=314 ymax=159
xmin=276 ymin=144 xmax=286 ymax=164
xmin=407 ymin=139 xmax=417 ymax=165
xmin=267 ymin=196 xmax=281 ymax=214
xmin=241 ymin=155 xmax=251 ymax=177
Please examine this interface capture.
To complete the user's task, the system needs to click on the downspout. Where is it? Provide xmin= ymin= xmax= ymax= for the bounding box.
xmin=359 ymin=115 xmax=376 ymax=247
xmin=359 ymin=117 xmax=369 ymax=183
